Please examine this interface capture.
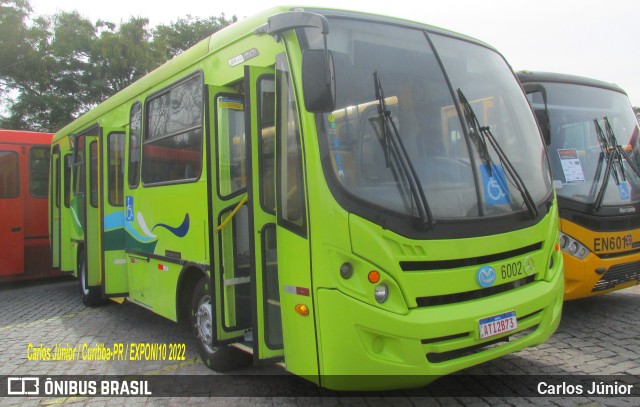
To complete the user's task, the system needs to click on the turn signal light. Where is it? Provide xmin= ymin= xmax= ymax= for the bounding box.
xmin=368 ymin=271 xmax=380 ymax=283
xmin=295 ymin=304 xmax=309 ymax=316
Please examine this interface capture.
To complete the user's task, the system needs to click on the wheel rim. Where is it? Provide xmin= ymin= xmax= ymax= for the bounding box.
xmin=195 ymin=295 xmax=215 ymax=353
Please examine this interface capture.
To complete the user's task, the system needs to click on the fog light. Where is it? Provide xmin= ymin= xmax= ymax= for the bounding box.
xmin=374 ymin=284 xmax=388 ymax=303
xmin=340 ymin=262 xmax=353 ymax=279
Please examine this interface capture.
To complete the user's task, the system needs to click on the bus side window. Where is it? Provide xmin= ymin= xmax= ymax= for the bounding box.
xmin=129 ymin=102 xmax=142 ymax=189
xmin=29 ymin=147 xmax=50 ymax=198
xmin=276 ymin=54 xmax=306 ymax=236
xmin=142 ymin=73 xmax=203 ymax=185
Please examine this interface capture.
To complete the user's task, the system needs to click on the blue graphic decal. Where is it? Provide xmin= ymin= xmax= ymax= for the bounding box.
xmin=152 ymin=213 xmax=190 ymax=238
xmin=104 ymin=212 xmax=125 ymax=231
xmin=476 ymin=265 xmax=496 ymax=288
xmin=480 ymin=164 xmax=510 ymax=205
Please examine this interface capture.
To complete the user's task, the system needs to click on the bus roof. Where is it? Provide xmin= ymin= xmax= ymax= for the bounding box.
xmin=0 ymin=129 xmax=53 ymax=145
xmin=516 ymin=70 xmax=626 ymax=95
xmin=53 ymin=6 xmax=495 ymax=143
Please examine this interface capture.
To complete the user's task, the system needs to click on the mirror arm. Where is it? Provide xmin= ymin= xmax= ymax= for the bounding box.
xmin=256 ymin=11 xmax=331 ymax=85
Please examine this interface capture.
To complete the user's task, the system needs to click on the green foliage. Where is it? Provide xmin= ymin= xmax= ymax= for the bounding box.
xmin=153 ymin=14 xmax=237 ymax=59
xmin=0 ymin=0 xmax=235 ymax=132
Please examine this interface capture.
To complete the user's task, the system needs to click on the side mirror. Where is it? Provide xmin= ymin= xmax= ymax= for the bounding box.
xmin=523 ymin=83 xmax=551 ymax=145
xmin=302 ymin=49 xmax=336 ymax=112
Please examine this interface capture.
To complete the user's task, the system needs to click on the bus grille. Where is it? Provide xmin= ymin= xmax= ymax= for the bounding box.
xmin=425 ymin=324 xmax=539 ymax=364
xmin=416 ymin=275 xmax=535 ymax=307
xmin=569 ymin=212 xmax=640 ymax=232
xmin=592 ymin=261 xmax=640 ymax=292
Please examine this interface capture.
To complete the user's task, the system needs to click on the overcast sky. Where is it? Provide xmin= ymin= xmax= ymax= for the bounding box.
xmin=28 ymin=0 xmax=640 ymax=106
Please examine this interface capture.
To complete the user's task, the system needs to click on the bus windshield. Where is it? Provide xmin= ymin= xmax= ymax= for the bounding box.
xmin=303 ymin=18 xmax=551 ymax=229
xmin=529 ymin=83 xmax=640 ymax=207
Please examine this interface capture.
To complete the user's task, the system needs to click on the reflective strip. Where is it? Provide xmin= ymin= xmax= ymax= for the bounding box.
xmin=224 ymin=276 xmax=250 ymax=286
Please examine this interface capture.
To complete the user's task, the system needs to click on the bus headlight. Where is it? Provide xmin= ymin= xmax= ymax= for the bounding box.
xmin=374 ymin=284 xmax=389 ymax=303
xmin=558 ymin=232 xmax=590 ymax=260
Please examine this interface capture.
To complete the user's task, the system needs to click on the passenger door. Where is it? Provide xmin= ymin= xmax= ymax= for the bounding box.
xmin=73 ymin=128 xmax=103 ymax=289
xmin=244 ymin=66 xmax=284 ymax=362
xmin=50 ymin=146 xmax=61 ymax=269
xmin=103 ymin=129 xmax=128 ymax=295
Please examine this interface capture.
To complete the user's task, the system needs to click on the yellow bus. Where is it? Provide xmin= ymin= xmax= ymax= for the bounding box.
xmin=519 ymin=71 xmax=640 ymax=300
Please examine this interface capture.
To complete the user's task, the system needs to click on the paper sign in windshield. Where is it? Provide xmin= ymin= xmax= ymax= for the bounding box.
xmin=558 ymin=149 xmax=585 ymax=184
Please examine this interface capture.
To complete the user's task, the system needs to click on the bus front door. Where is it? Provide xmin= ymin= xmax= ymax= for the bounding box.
xmin=0 ymin=146 xmax=25 ymax=275
xmin=245 ymin=66 xmax=285 ymax=363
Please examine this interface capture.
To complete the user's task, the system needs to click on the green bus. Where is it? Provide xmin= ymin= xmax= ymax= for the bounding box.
xmin=50 ymin=6 xmax=564 ymax=390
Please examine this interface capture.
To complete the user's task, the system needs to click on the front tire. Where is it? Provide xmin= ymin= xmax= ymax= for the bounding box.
xmin=79 ymin=252 xmax=103 ymax=307
xmin=191 ymin=276 xmax=252 ymax=372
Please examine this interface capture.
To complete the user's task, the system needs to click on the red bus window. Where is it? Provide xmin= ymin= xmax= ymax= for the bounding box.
xmin=0 ymin=151 xmax=19 ymax=198
xmin=29 ymin=147 xmax=51 ymax=197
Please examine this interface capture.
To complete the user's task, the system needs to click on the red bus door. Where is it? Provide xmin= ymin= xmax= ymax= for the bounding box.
xmin=0 ymin=146 xmax=25 ymax=275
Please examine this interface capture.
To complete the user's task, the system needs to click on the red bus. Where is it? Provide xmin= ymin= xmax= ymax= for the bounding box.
xmin=0 ymin=129 xmax=56 ymax=281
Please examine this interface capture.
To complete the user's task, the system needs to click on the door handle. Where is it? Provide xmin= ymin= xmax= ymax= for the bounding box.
xmin=11 ymin=227 xmax=22 ymax=232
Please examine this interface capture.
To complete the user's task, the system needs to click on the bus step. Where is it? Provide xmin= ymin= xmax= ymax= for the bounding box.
xmin=230 ymin=342 xmax=253 ymax=355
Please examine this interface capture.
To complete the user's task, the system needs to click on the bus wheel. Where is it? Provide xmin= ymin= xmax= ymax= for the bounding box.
xmin=191 ymin=276 xmax=252 ymax=372
xmin=79 ymin=253 xmax=103 ymax=307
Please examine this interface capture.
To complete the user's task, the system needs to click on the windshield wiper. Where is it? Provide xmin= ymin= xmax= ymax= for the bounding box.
xmin=457 ymin=89 xmax=539 ymax=219
xmin=592 ymin=117 xmax=640 ymax=210
xmin=373 ymin=71 xmax=433 ymax=230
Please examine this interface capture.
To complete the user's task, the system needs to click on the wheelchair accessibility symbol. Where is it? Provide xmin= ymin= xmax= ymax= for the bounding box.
xmin=619 ymin=182 xmax=631 ymax=202
xmin=126 ymin=196 xmax=134 ymax=222
xmin=481 ymin=164 xmax=510 ymax=205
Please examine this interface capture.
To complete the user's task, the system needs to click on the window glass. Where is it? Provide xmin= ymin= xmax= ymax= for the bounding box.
xmin=217 ymin=96 xmax=246 ymax=197
xmin=29 ymin=147 xmax=50 ymax=197
xmin=259 ymin=78 xmax=276 ymax=213
xmin=276 ymin=54 xmax=306 ymax=233
xmin=129 ymin=102 xmax=142 ymax=188
xmin=143 ymin=74 xmax=203 ymax=184
xmin=108 ymin=133 xmax=125 ymax=206
xmin=64 ymin=155 xmax=71 ymax=207
xmin=89 ymin=141 xmax=98 ymax=207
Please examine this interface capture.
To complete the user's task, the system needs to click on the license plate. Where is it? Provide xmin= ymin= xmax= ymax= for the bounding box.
xmin=479 ymin=311 xmax=517 ymax=339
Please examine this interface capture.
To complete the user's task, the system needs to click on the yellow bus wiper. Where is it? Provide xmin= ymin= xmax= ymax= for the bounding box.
xmin=373 ymin=71 xmax=433 ymax=230
xmin=592 ymin=117 xmax=640 ymax=210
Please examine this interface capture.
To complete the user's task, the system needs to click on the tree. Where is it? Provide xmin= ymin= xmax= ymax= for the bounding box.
xmin=0 ymin=2 xmax=235 ymax=132
xmin=153 ymin=14 xmax=237 ymax=60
